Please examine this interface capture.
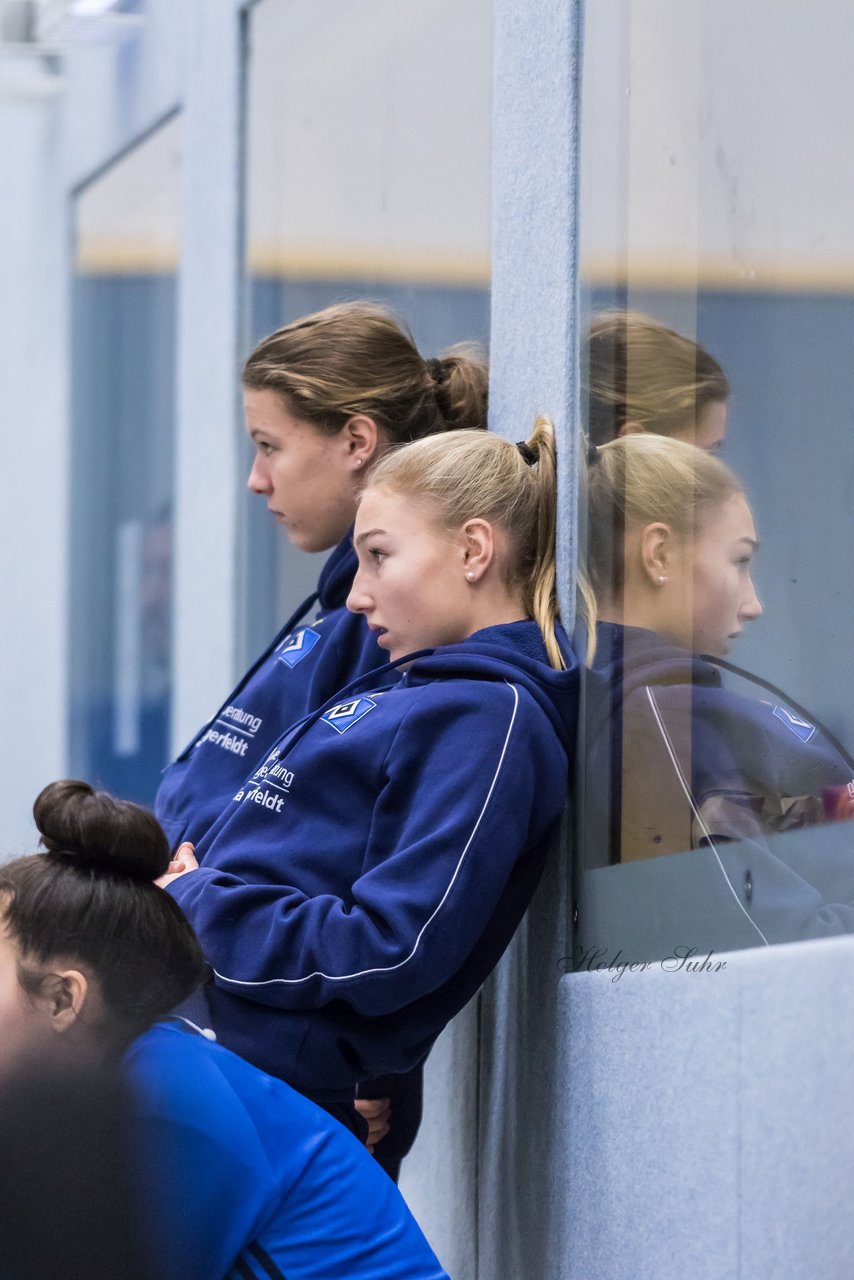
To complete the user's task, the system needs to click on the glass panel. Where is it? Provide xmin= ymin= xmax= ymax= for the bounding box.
xmin=70 ymin=116 xmax=180 ymax=803
xmin=242 ymin=0 xmax=492 ymax=659
xmin=574 ymin=2 xmax=854 ymax=962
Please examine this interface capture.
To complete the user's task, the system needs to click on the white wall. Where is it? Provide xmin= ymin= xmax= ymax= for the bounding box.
xmin=0 ymin=91 xmax=67 ymax=851
xmin=581 ymin=0 xmax=854 ymax=286
xmin=0 ymin=0 xmax=250 ymax=828
xmin=0 ymin=0 xmax=190 ymax=845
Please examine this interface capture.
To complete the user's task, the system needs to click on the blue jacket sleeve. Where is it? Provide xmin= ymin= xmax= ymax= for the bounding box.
xmin=129 ymin=1027 xmax=450 ymax=1280
xmin=168 ymin=682 xmax=568 ymax=1016
xmin=131 ymin=1064 xmax=277 ymax=1279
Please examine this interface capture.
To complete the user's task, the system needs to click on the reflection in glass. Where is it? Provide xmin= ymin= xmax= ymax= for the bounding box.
xmin=576 ymin=3 xmax=854 ymax=955
xmin=70 ymin=116 xmax=180 ymax=803
xmin=579 ymin=435 xmax=854 ymax=954
xmin=582 ymin=311 xmax=730 ymax=451
xmin=585 ymin=436 xmax=850 ymax=847
xmin=242 ymin=0 xmax=492 ymax=658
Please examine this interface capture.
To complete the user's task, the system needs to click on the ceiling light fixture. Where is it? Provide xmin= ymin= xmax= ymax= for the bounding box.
xmin=37 ymin=0 xmax=143 ymax=43
xmin=68 ymin=0 xmax=123 ymax=15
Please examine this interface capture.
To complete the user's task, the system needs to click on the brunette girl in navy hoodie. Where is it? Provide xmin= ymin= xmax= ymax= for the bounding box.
xmin=160 ymin=421 xmax=579 ymax=1128
xmin=156 ymin=301 xmax=488 ymax=852
xmin=156 ymin=301 xmax=488 ymax=1170
xmin=585 ymin=434 xmax=854 ymax=941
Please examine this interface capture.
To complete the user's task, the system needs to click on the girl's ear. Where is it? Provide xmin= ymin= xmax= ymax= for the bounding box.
xmin=460 ymin=518 xmax=496 ymax=584
xmin=40 ymin=969 xmax=90 ymax=1035
xmin=639 ymin=521 xmax=675 ymax=587
xmin=617 ymin=420 xmax=645 ymax=437
xmin=341 ymin=415 xmax=384 ymax=470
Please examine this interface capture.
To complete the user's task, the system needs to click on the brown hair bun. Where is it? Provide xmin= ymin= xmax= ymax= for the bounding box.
xmin=33 ymin=781 xmax=171 ymax=881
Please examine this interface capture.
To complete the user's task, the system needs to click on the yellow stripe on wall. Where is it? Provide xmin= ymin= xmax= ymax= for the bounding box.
xmin=75 ymin=240 xmax=180 ymax=274
xmin=246 ymin=243 xmax=492 ymax=287
xmin=580 ymin=254 xmax=854 ymax=294
xmin=76 ymin=242 xmax=854 ymax=294
xmin=75 ymin=237 xmax=491 ymax=286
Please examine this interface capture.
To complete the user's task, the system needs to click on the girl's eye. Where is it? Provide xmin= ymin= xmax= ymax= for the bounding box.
xmin=258 ymin=442 xmax=274 ymax=457
xmin=369 ymin=548 xmax=387 ymax=564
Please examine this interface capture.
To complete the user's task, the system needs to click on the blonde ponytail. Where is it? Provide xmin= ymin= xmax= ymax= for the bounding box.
xmin=576 ymin=569 xmax=598 ymax=666
xmin=522 ymin=417 xmax=563 ymax=669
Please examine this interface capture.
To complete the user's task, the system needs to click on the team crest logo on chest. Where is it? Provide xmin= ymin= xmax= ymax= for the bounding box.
xmin=321 ymin=697 xmax=377 ymax=733
xmin=276 ymin=627 xmax=321 ymax=668
xmin=772 ymin=705 xmax=817 ymax=743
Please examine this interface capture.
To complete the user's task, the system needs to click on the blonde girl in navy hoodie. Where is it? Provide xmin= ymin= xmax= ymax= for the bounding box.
xmin=161 ymin=420 xmax=579 ymax=1133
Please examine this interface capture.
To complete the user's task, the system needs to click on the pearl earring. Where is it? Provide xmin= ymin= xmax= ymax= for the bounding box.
xmin=355 ymin=458 xmax=363 ymax=468
xmin=466 ymin=571 xmax=476 ymax=582
xmin=659 ymin=575 xmax=667 ymax=583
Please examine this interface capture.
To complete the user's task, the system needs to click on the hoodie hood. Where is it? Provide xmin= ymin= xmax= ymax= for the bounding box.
xmin=592 ymin=621 xmax=722 ymax=699
xmin=258 ymin=619 xmax=580 ymax=770
xmin=316 ymin=532 xmax=358 ymax=611
xmin=402 ymin=619 xmax=579 ymax=751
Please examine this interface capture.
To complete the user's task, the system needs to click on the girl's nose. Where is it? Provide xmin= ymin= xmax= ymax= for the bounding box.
xmin=247 ymin=457 xmax=270 ymax=495
xmin=346 ymin=572 xmax=370 ymax=615
xmin=741 ymin=577 xmax=763 ymax=621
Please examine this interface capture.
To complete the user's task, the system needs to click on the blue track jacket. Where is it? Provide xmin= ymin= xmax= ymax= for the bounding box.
xmin=155 ymin=535 xmax=388 ymax=851
xmin=126 ymin=1021 xmax=448 ymax=1280
xmin=587 ymin=622 xmax=854 ymax=940
xmin=168 ymin=621 xmax=578 ymax=1090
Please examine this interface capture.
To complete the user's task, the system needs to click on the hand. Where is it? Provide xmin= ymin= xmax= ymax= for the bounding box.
xmin=354 ymin=1096 xmax=391 ymax=1153
xmin=155 ymin=842 xmax=199 ymax=889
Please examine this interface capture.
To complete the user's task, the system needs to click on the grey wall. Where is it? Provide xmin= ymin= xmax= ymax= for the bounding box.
xmin=557 ymin=935 xmax=854 ymax=1280
xmin=171 ymin=0 xmax=246 ymax=753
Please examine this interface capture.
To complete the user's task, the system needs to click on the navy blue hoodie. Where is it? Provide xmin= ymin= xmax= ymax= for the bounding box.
xmin=168 ymin=620 xmax=578 ymax=1091
xmin=155 ymin=535 xmax=388 ymax=852
xmin=586 ymin=622 xmax=854 ymax=941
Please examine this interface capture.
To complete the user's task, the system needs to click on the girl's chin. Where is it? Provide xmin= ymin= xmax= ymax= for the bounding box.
xmin=284 ymin=526 xmax=340 ymax=555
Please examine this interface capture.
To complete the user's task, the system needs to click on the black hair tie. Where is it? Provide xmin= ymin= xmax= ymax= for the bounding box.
xmin=516 ymin=441 xmax=538 ymax=466
xmin=427 ymin=357 xmax=446 ymax=386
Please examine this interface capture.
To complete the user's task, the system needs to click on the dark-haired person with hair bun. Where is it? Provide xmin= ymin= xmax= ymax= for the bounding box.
xmin=155 ymin=301 xmax=489 ymax=1173
xmin=161 ymin=422 xmax=580 ymax=1143
xmin=0 ymin=780 xmax=449 ymax=1280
